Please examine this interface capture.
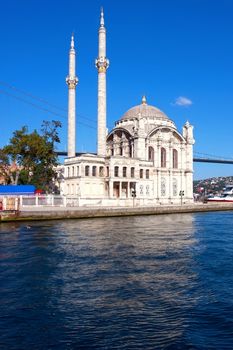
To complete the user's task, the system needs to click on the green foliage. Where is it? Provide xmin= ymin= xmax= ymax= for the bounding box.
xmin=0 ymin=148 xmax=11 ymax=184
xmin=1 ymin=120 xmax=62 ymax=192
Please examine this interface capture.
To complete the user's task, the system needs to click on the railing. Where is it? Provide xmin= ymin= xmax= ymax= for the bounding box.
xmin=19 ymin=195 xmax=80 ymax=207
xmin=0 ymin=194 xmax=195 ymax=211
xmin=0 ymin=195 xmax=66 ymax=209
xmin=20 ymin=195 xmax=64 ymax=207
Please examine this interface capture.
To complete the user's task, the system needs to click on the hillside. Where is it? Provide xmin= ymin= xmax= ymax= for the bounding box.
xmin=194 ymin=176 xmax=233 ymax=195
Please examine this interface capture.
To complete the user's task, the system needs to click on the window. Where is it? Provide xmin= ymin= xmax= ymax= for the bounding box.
xmin=131 ymin=167 xmax=135 ymax=178
xmin=77 ymin=166 xmax=79 ymax=176
xmin=161 ymin=177 xmax=166 ymax=196
xmin=120 ymin=145 xmax=123 ymax=156
xmin=123 ymin=167 xmax=127 ymax=177
xmin=99 ymin=166 xmax=104 ymax=177
xmin=72 ymin=166 xmax=74 ymax=177
xmin=67 ymin=167 xmax=70 ymax=178
xmin=114 ymin=166 xmax=119 ymax=177
xmin=140 ymin=185 xmax=143 ymax=195
xmin=92 ymin=166 xmax=97 ymax=176
xmin=161 ymin=147 xmax=166 ymax=168
xmin=146 ymin=169 xmax=149 ymax=179
xmin=173 ymin=178 xmax=177 ymax=196
xmin=140 ymin=169 xmax=143 ymax=179
xmin=129 ymin=145 xmax=133 ymax=158
xmin=106 ymin=166 xmax=109 ymax=177
xmin=173 ymin=149 xmax=178 ymax=169
xmin=85 ymin=165 xmax=90 ymax=176
xmin=148 ymin=146 xmax=154 ymax=161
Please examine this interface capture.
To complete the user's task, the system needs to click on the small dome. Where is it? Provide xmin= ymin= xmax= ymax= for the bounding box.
xmin=121 ymin=97 xmax=169 ymax=121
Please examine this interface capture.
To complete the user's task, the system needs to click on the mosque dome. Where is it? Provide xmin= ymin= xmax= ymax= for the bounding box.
xmin=120 ymin=96 xmax=170 ymax=122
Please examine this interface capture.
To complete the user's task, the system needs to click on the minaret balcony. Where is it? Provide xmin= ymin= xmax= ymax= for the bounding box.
xmin=95 ymin=57 xmax=109 ymax=73
xmin=66 ymin=76 xmax=78 ymax=89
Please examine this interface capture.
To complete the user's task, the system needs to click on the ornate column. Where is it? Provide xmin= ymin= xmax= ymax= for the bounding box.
xmin=66 ymin=35 xmax=78 ymax=158
xmin=95 ymin=8 xmax=109 ymax=156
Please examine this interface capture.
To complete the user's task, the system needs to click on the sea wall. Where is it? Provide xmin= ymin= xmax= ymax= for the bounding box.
xmin=1 ymin=202 xmax=233 ymax=222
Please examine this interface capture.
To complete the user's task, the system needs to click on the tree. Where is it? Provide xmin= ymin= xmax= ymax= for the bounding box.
xmin=0 ymin=148 xmax=10 ymax=184
xmin=2 ymin=120 xmax=61 ymax=192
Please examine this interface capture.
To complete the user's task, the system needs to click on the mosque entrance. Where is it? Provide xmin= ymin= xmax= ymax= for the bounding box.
xmin=113 ymin=182 xmax=120 ymax=197
xmin=121 ymin=182 xmax=128 ymax=198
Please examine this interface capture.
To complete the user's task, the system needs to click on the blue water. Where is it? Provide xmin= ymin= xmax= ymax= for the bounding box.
xmin=1 ymin=212 xmax=233 ymax=349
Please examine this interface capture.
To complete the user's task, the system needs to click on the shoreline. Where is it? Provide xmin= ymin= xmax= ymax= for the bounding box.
xmin=1 ymin=202 xmax=233 ymax=222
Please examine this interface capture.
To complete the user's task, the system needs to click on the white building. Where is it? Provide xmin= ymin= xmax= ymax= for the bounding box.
xmin=61 ymin=9 xmax=195 ymax=206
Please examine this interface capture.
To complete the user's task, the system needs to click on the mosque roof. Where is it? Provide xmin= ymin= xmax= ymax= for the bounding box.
xmin=120 ymin=96 xmax=170 ymax=121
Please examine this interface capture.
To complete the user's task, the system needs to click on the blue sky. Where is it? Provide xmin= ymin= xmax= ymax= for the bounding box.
xmin=0 ymin=0 xmax=233 ymax=180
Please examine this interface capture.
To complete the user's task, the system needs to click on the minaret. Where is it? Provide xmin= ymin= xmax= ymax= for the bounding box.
xmin=66 ymin=34 xmax=78 ymax=158
xmin=95 ymin=8 xmax=109 ymax=156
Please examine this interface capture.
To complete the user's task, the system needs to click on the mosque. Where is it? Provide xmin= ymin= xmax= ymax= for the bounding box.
xmin=61 ymin=9 xmax=195 ymax=206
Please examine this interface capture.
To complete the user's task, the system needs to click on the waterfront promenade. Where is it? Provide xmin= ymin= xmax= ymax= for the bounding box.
xmin=1 ymin=202 xmax=233 ymax=222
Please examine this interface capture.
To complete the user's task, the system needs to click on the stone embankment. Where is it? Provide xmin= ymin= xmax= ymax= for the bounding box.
xmin=1 ymin=202 xmax=233 ymax=222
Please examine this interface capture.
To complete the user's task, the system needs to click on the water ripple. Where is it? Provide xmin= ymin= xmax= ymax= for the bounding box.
xmin=1 ymin=212 xmax=233 ymax=349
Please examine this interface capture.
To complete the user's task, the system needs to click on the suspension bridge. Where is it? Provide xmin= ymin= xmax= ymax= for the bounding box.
xmin=56 ymin=151 xmax=233 ymax=165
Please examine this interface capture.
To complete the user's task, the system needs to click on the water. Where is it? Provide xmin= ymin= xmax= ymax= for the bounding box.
xmin=1 ymin=212 xmax=233 ymax=349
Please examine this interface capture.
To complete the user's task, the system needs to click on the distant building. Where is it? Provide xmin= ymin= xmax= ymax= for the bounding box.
xmin=61 ymin=9 xmax=195 ymax=206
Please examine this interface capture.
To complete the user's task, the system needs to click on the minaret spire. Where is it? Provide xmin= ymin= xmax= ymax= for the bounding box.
xmin=66 ymin=34 xmax=78 ymax=158
xmin=71 ymin=33 xmax=74 ymax=49
xmin=95 ymin=7 xmax=109 ymax=156
xmin=100 ymin=7 xmax=104 ymax=27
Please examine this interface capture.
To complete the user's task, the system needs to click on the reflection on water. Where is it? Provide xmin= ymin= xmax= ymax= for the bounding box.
xmin=1 ymin=212 xmax=233 ymax=349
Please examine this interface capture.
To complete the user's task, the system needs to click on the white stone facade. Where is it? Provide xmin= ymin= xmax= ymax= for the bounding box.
xmin=62 ymin=97 xmax=195 ymax=205
xmin=61 ymin=10 xmax=195 ymax=206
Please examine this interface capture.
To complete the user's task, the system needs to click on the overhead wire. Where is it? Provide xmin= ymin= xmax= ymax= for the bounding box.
xmin=0 ymin=80 xmax=67 ymax=112
xmin=0 ymin=80 xmax=96 ymax=124
xmin=0 ymin=85 xmax=96 ymax=130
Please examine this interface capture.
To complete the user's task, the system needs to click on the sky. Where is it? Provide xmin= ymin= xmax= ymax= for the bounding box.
xmin=0 ymin=0 xmax=233 ymax=180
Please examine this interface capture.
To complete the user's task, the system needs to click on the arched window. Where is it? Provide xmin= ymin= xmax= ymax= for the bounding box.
xmin=131 ymin=167 xmax=135 ymax=178
xmin=161 ymin=148 xmax=166 ymax=168
xmin=123 ymin=167 xmax=127 ymax=177
xmin=114 ymin=166 xmax=119 ymax=177
xmin=99 ymin=166 xmax=104 ymax=177
xmin=92 ymin=166 xmax=97 ymax=176
xmin=85 ymin=166 xmax=90 ymax=176
xmin=173 ymin=149 xmax=178 ymax=169
xmin=120 ymin=144 xmax=123 ymax=156
xmin=129 ymin=145 xmax=133 ymax=158
xmin=148 ymin=146 xmax=154 ymax=161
